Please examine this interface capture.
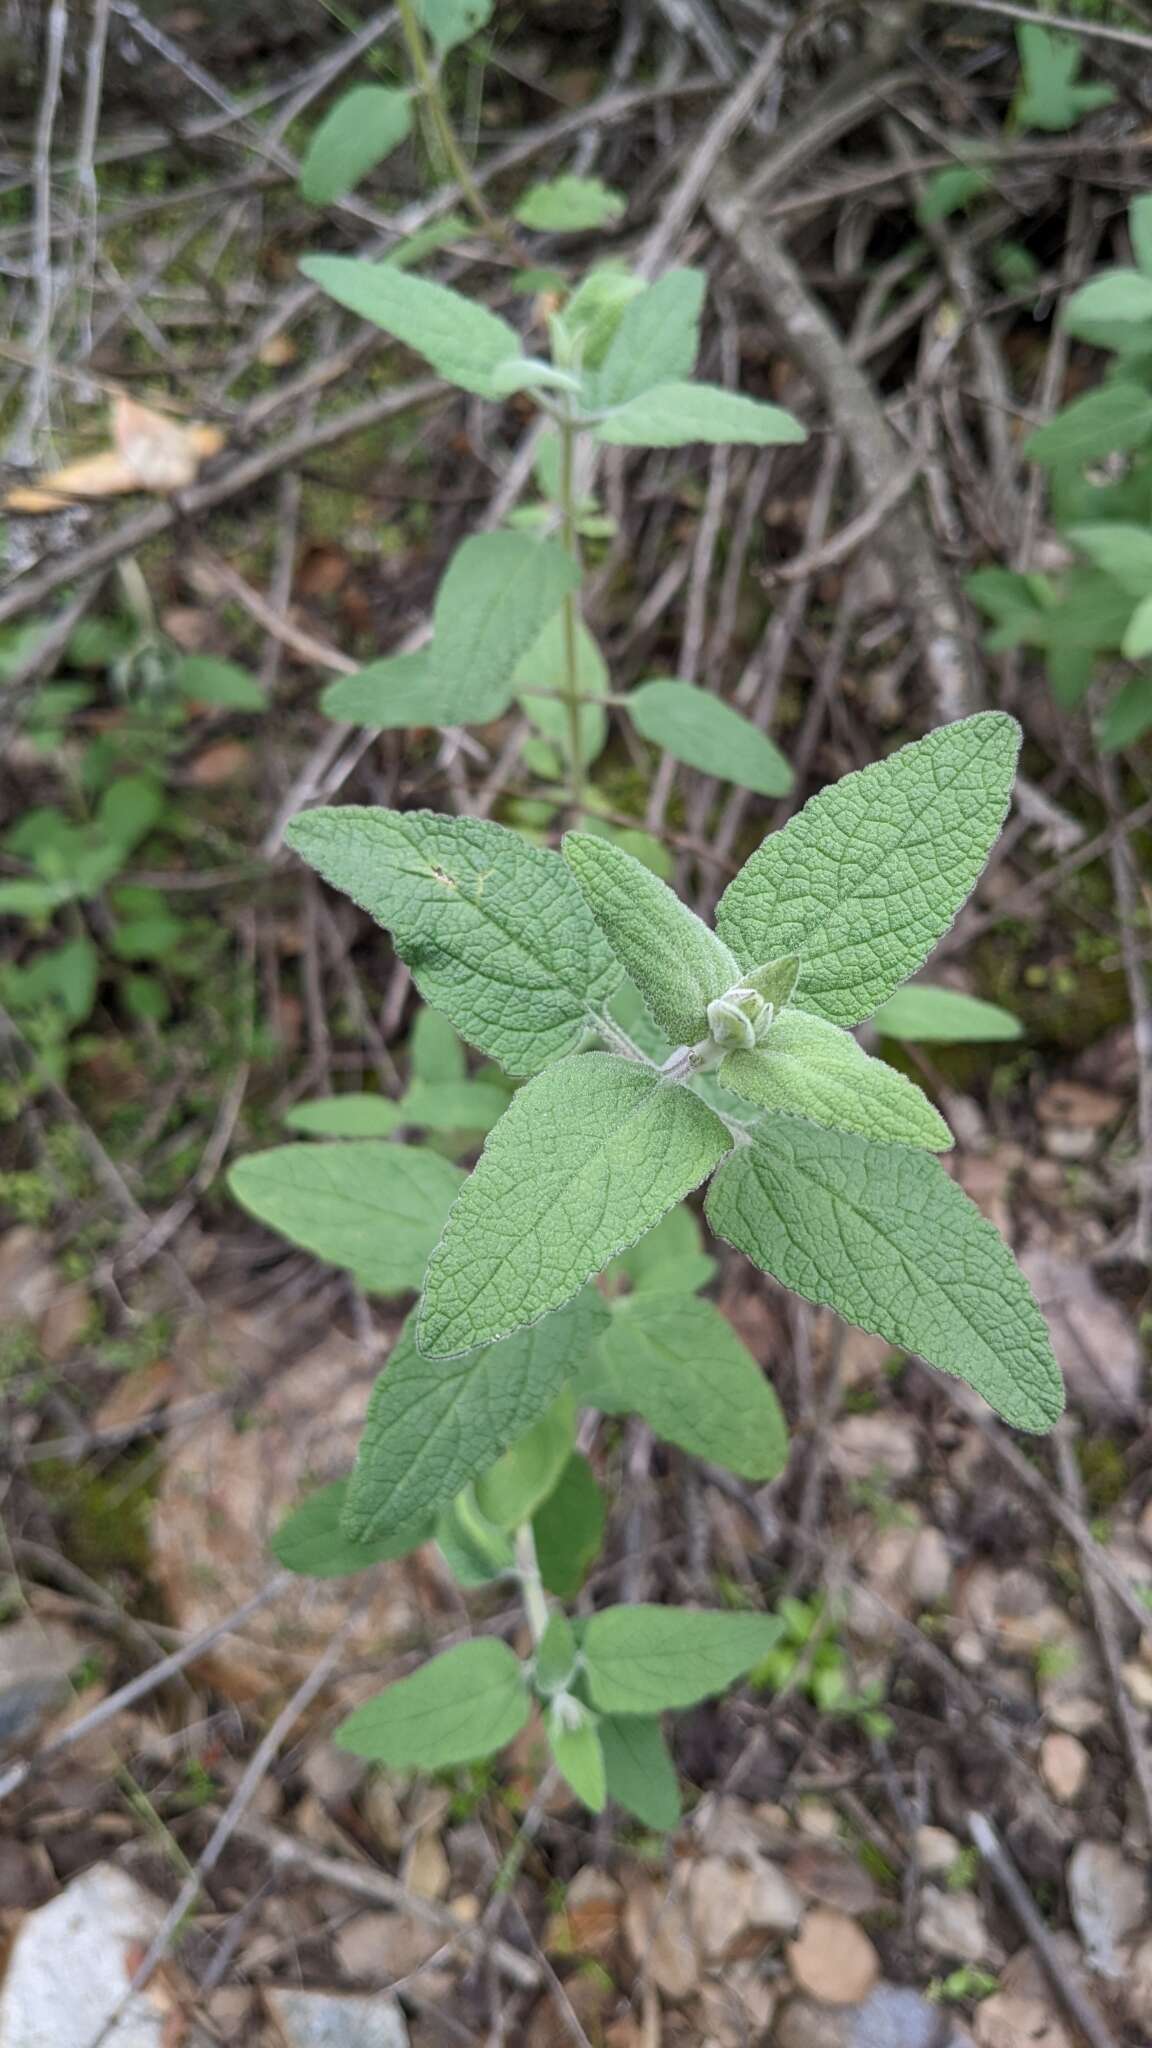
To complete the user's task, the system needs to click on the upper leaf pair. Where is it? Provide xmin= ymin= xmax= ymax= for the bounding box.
xmin=300 ymin=258 xmax=805 ymax=449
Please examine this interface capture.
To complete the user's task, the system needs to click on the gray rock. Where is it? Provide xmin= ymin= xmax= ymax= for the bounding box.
xmin=263 ymin=1989 xmax=408 ymax=2047
xmin=0 ymin=1863 xmax=165 ymax=2048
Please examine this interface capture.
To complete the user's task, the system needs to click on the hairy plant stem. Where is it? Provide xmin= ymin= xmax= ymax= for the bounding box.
xmin=394 ymin=0 xmax=511 ymax=252
xmin=556 ymin=411 xmax=586 ymax=815
xmin=514 ymin=1523 xmax=550 ymax=1645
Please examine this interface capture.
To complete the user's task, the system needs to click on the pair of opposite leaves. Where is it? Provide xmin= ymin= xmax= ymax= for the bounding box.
xmin=286 ymin=713 xmax=1064 ymax=1436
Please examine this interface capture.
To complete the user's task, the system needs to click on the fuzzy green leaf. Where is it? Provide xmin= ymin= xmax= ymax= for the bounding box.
xmin=563 ymin=832 xmax=738 ymax=1046
xmin=173 ymin=654 xmax=265 ymax=709
xmin=298 ymin=85 xmax=412 ymax=204
xmin=576 ymin=1294 xmax=788 ymax=1479
xmin=1099 ymin=671 xmax=1152 ymax=752
xmin=706 ymin=1121 xmax=1063 ymax=1432
xmin=535 ymin=1613 xmax=578 ymax=1693
xmin=715 ymin=714 xmax=1019 ymax=1028
xmin=476 ymin=1391 xmax=575 ymax=1528
xmin=285 ymin=1094 xmax=403 ymax=1137
xmin=400 ymin=1078 xmax=509 ymax=1133
xmin=1066 ymin=523 xmax=1152 ymax=597
xmin=416 ymin=0 xmax=492 ymax=52
xmin=336 ymin=1639 xmax=528 ymax=1767
xmin=625 ymin=679 xmax=792 ymax=795
xmin=548 ymin=1707 xmax=607 ymax=1811
xmin=428 ymin=534 xmax=579 ymax=724
xmin=228 ymin=1140 xmax=462 ymax=1293
xmin=272 ymin=1481 xmax=431 ymax=1578
xmin=721 ymin=1012 xmax=953 ymax=1151
xmin=599 ymin=1715 xmax=681 ymax=1830
xmin=533 ymin=1455 xmax=605 ymax=1598
xmin=515 ymin=176 xmax=625 ymax=232
xmin=300 ymin=255 xmax=522 ymax=395
xmin=1026 ymin=383 xmax=1152 ymax=466
xmin=418 ymin=1054 xmax=731 ymax=1356
xmin=321 ymin=653 xmax=455 ymax=730
xmin=344 ymin=1292 xmax=607 ymax=1541
xmin=582 ymin=1606 xmax=782 ymax=1713
xmin=587 ymin=268 xmax=705 ymax=409
xmin=286 ymin=808 xmax=621 ymax=1074
xmin=595 ymin=381 xmax=805 ymax=449
xmin=602 ymin=1202 xmax=715 ymax=1298
xmin=871 ymin=986 xmax=1023 ymax=1043
xmin=746 ymin=955 xmax=801 ymax=1011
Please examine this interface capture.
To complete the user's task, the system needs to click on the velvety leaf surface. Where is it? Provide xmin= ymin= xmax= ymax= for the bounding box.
xmin=716 ymin=714 xmax=1020 ymax=1027
xmin=706 ymin=1121 xmax=1063 ymax=1432
xmin=287 ymin=808 xmax=620 ymax=1073
xmin=418 ymin=1055 xmax=731 ymax=1355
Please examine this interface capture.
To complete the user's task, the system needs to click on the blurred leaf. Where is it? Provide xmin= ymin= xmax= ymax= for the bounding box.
xmin=475 ymin=1391 xmax=575 ymax=1529
xmin=871 ymin=985 xmax=1022 ymax=1043
xmin=599 ymin=1715 xmax=680 ymax=1830
xmin=416 ymin=0 xmax=493 ymax=53
xmin=285 ymin=1095 xmax=404 ymax=1137
xmin=336 ymin=1639 xmax=528 ymax=1766
xmin=1099 ymin=671 xmax=1152 ymax=751
xmin=917 ymin=163 xmax=992 ymax=225
xmin=1025 ymin=383 xmax=1152 ymax=467
xmin=515 ymin=176 xmax=625 ymax=233
xmin=532 ymin=1454 xmax=605 ymax=1597
xmin=1013 ymin=23 xmax=1115 ymax=131
xmin=298 ymin=85 xmax=412 ymax=205
xmin=626 ymin=679 xmax=792 ymax=795
xmin=228 ymin=1140 xmax=463 ymax=1294
xmin=273 ymin=1480 xmax=431 ymax=1576
xmin=173 ymin=654 xmax=265 ymax=710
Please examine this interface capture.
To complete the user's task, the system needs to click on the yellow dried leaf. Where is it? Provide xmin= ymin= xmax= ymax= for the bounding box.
xmin=5 ymin=395 xmax=225 ymax=512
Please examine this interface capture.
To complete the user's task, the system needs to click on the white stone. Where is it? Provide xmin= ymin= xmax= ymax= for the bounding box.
xmin=263 ymin=1987 xmax=408 ymax=2046
xmin=0 ymin=1863 xmax=165 ymax=2048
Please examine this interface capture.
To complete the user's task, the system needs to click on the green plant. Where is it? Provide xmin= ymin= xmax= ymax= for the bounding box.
xmin=232 ymin=695 xmax=1062 ymax=1825
xmin=751 ymin=1594 xmax=893 ymax=1738
xmin=968 ymin=190 xmax=1152 ymax=751
xmin=305 ymin=256 xmax=803 ymax=820
xmin=0 ymin=614 xmax=253 ymax=1094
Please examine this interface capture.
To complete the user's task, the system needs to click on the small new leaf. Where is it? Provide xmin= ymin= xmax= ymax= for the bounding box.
xmin=272 ymin=1481 xmax=431 ymax=1578
xmin=582 ymin=1605 xmax=782 ymax=1713
xmin=706 ymin=1121 xmax=1063 ymax=1432
xmin=343 ymin=1293 xmax=607 ymax=1541
xmin=588 ymin=268 xmax=705 ymax=409
xmin=625 ymin=679 xmax=792 ymax=796
xmin=716 ymin=714 xmax=1019 ymax=1028
xmin=720 ymin=1011 xmax=954 ymax=1150
xmin=228 ymin=1141 xmax=463 ymax=1294
xmin=286 ymin=808 xmax=621 ymax=1074
xmin=563 ymin=831 xmax=739 ymax=1045
xmin=336 ymin=1639 xmax=528 ymax=1768
xmin=595 ymin=382 xmax=805 ymax=449
xmin=418 ymin=1054 xmax=731 ymax=1356
xmin=548 ymin=1703 xmax=607 ymax=1812
xmin=576 ymin=1294 xmax=788 ymax=1479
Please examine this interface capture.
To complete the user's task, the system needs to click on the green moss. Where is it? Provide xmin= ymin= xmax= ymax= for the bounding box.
xmin=36 ymin=1454 xmax=156 ymax=1575
xmin=1077 ymin=1435 xmax=1129 ymax=1512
